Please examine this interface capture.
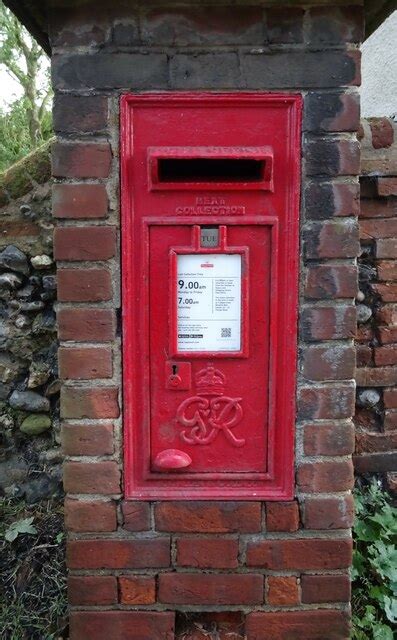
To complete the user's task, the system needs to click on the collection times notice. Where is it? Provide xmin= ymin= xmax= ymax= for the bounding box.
xmin=177 ymin=253 xmax=242 ymax=352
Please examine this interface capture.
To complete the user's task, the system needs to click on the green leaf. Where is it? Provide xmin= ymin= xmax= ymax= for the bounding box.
xmin=373 ymin=624 xmax=394 ymax=640
xmin=354 ymin=519 xmax=379 ymax=542
xmin=384 ymin=595 xmax=397 ymax=624
xmin=4 ymin=516 xmax=37 ymax=542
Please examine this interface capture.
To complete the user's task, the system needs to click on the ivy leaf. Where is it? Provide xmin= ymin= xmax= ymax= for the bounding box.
xmin=355 ymin=519 xmax=378 ymax=541
xmin=352 ymin=550 xmax=366 ymax=580
xmin=373 ymin=623 xmax=394 ymax=640
xmin=4 ymin=516 xmax=37 ymax=542
xmin=383 ymin=595 xmax=397 ymax=624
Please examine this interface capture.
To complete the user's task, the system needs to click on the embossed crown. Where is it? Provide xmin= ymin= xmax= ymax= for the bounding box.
xmin=196 ymin=364 xmax=225 ymax=396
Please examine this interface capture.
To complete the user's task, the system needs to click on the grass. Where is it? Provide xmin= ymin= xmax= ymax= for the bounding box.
xmin=0 ymin=497 xmax=67 ymax=640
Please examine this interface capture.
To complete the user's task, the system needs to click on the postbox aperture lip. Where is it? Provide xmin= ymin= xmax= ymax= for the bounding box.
xmin=148 ymin=146 xmax=274 ymax=191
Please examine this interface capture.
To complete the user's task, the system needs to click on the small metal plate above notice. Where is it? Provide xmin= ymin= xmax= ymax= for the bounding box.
xmin=177 ymin=253 xmax=242 ymax=352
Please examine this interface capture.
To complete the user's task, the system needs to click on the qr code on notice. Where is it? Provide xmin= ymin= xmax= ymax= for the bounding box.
xmin=221 ymin=327 xmax=231 ymax=338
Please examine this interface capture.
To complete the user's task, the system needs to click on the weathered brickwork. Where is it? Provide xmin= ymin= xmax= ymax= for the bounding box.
xmin=49 ymin=2 xmax=362 ymax=638
xmin=355 ymin=117 xmax=397 ymax=491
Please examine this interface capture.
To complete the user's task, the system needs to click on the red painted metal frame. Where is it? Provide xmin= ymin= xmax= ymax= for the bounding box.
xmin=148 ymin=146 xmax=274 ymax=191
xmin=121 ymin=92 xmax=302 ymax=501
xmin=169 ymin=225 xmax=250 ymax=358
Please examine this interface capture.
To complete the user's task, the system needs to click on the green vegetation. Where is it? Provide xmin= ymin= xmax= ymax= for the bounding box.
xmin=0 ymin=3 xmax=52 ymax=172
xmin=0 ymin=498 xmax=67 ymax=640
xmin=352 ymin=480 xmax=397 ymax=639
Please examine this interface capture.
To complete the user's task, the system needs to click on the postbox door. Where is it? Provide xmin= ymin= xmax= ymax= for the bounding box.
xmin=149 ymin=221 xmax=275 ymax=476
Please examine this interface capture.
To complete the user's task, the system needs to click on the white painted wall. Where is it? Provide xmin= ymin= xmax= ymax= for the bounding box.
xmin=361 ymin=11 xmax=397 ymax=118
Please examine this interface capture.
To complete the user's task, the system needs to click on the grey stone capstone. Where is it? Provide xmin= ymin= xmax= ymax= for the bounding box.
xmin=9 ymin=390 xmax=50 ymax=413
xmin=0 ymin=245 xmax=29 ymax=276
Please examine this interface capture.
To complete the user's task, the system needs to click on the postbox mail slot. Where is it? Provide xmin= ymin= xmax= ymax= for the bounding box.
xmin=148 ymin=146 xmax=273 ymax=191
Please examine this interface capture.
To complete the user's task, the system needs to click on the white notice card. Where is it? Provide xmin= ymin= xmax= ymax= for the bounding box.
xmin=177 ymin=254 xmax=241 ymax=352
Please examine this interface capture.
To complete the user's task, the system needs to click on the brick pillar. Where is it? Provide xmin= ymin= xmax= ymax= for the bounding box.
xmin=354 ymin=117 xmax=397 ymax=489
xmin=50 ymin=3 xmax=363 ymax=639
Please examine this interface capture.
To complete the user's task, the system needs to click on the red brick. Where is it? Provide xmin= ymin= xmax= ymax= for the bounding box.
xmin=67 ymin=538 xmax=170 ymax=569
xmin=267 ymin=8 xmax=303 ymax=44
xmin=61 ymin=386 xmax=120 ymax=419
xmin=305 ymin=264 xmax=357 ymax=299
xmin=305 ymin=138 xmax=360 ymax=177
xmin=303 ymin=421 xmax=355 ymax=456
xmin=298 ymin=385 xmax=355 ymax=420
xmin=68 ymin=575 xmax=117 ymax=606
xmin=375 ymin=304 xmax=397 ymax=324
xmin=59 ymin=346 xmax=112 ymax=379
xmin=300 ymin=305 xmax=356 ymax=341
xmin=356 ymin=367 xmax=397 ymax=386
xmin=356 ymin=344 xmax=373 ymax=366
xmin=304 ymin=91 xmax=360 ymax=134
xmin=246 ymin=538 xmax=352 ymax=570
xmin=360 ymin=198 xmax=397 ymax=218
xmin=376 ymin=238 xmax=397 ymax=259
xmin=119 ymin=576 xmax=156 ymax=605
xmin=58 ymin=308 xmax=116 ymax=342
xmin=0 ymin=220 xmax=39 ymax=239
xmin=177 ymin=538 xmax=238 ymax=569
xmin=297 ymin=460 xmax=354 ymax=493
xmin=266 ymin=576 xmax=299 ymax=606
xmin=302 ymin=344 xmax=355 ymax=381
xmin=154 ymin=501 xmax=261 ymax=533
xmin=384 ymin=387 xmax=397 ymax=408
xmin=378 ymin=261 xmax=397 ymax=282
xmin=52 ymin=183 xmax=108 ymax=219
xmin=369 ymin=117 xmax=394 ymax=149
xmin=372 ymin=283 xmax=397 ymax=302
xmin=53 ymin=94 xmax=108 ymax=134
xmin=69 ymin=611 xmax=174 ymax=640
xmin=354 ymin=407 xmax=379 ymax=431
xmin=62 ymin=423 xmax=114 ymax=456
xmin=353 ymin=452 xmax=397 ymax=473
xmin=174 ymin=612 xmax=244 ymax=638
xmin=304 ymin=219 xmax=359 ymax=259
xmin=356 ymin=325 xmax=374 ymax=342
xmin=355 ymin=431 xmax=397 ymax=453
xmin=374 ymin=345 xmax=397 ymax=366
xmin=122 ymin=501 xmax=151 ymax=531
xmin=64 ymin=498 xmax=117 ymax=532
xmin=58 ymin=268 xmax=112 ymax=302
xmin=379 ymin=327 xmax=397 ymax=344
xmin=52 ymin=142 xmax=112 ymax=178
xmin=303 ymin=495 xmax=355 ymax=530
xmin=301 ymin=574 xmax=350 ymax=604
xmin=246 ymin=610 xmax=350 ymax=639
xmin=158 ymin=573 xmax=263 ymax=605
xmin=64 ymin=461 xmax=120 ymax=494
xmin=266 ymin=501 xmax=299 ymax=532
xmin=361 ymin=218 xmax=397 ymax=239
xmin=304 ymin=181 xmax=360 ymax=219
xmin=54 ymin=226 xmax=116 ymax=261
xmin=308 ymin=6 xmax=363 ymax=44
xmin=377 ymin=177 xmax=397 ymax=197
xmin=385 ymin=410 xmax=397 ymax=430
xmin=141 ymin=6 xmax=263 ymax=46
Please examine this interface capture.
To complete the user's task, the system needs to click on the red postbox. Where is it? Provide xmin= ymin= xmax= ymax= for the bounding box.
xmin=121 ymin=93 xmax=301 ymax=500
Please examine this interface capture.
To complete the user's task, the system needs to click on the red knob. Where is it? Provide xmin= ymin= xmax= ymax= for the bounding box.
xmin=153 ymin=449 xmax=192 ymax=471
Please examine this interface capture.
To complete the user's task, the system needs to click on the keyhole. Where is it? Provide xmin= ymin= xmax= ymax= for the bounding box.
xmin=172 ymin=364 xmax=178 ymax=375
